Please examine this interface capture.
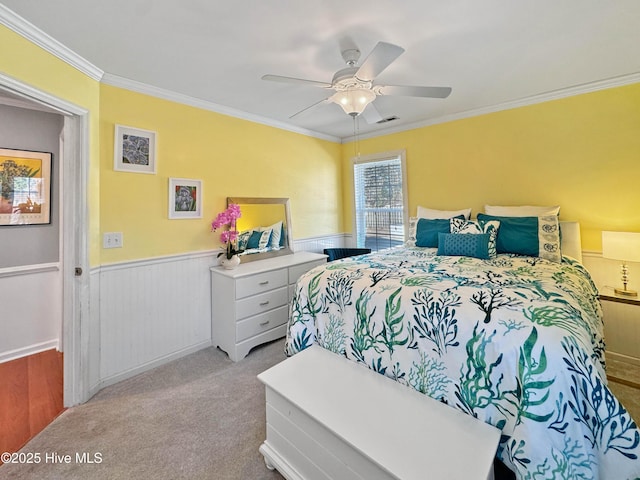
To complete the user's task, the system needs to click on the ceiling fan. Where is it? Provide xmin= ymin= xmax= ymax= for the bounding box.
xmin=262 ymin=41 xmax=452 ymax=123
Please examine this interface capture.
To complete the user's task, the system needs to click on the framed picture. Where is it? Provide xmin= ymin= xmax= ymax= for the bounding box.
xmin=114 ymin=124 xmax=157 ymax=174
xmin=169 ymin=178 xmax=202 ymax=219
xmin=0 ymin=148 xmax=52 ymax=226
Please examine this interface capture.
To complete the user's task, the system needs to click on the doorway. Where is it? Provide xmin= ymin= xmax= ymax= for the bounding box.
xmin=0 ymin=73 xmax=91 ymax=408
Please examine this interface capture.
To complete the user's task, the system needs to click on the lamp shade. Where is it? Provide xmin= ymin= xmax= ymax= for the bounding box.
xmin=602 ymin=231 xmax=640 ymax=262
xmin=330 ymin=88 xmax=376 ymax=117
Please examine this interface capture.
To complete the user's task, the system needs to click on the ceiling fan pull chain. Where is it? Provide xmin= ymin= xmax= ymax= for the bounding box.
xmin=353 ymin=115 xmax=361 ymax=159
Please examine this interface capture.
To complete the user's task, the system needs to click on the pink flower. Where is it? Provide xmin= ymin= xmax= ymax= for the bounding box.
xmin=211 ymin=204 xmax=243 ymax=259
xmin=227 ymin=203 xmax=242 ymax=220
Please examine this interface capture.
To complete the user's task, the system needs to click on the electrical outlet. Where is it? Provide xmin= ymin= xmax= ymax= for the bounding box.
xmin=103 ymin=232 xmax=123 ymax=249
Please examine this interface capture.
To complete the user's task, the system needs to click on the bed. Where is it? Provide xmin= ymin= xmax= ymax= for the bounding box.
xmin=285 ymin=214 xmax=640 ymax=480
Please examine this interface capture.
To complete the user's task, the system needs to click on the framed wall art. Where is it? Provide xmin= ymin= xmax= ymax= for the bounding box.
xmin=169 ymin=178 xmax=202 ymax=219
xmin=0 ymin=147 xmax=52 ymax=226
xmin=114 ymin=124 xmax=157 ymax=174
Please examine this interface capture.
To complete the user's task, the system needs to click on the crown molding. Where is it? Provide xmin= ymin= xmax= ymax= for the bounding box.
xmin=101 ymin=73 xmax=341 ymax=144
xmin=3 ymin=4 xmax=637 ymax=144
xmin=0 ymin=4 xmax=103 ymax=81
xmin=345 ymin=72 xmax=640 ymax=143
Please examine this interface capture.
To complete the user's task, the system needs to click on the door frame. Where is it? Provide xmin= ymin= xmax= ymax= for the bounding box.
xmin=0 ymin=73 xmax=91 ymax=406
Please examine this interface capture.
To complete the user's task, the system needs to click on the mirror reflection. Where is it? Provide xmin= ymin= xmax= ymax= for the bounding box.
xmin=227 ymin=197 xmax=293 ymax=263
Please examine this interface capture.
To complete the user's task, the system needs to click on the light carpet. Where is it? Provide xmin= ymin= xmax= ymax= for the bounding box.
xmin=1 ymin=340 xmax=287 ymax=480
xmin=2 ymin=339 xmax=638 ymax=480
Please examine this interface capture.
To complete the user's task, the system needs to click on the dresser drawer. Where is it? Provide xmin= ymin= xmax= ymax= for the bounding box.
xmin=236 ymin=269 xmax=287 ymax=299
xmin=237 ymin=306 xmax=288 ymax=342
xmin=288 ymin=260 xmax=326 ymax=285
xmin=236 ymin=287 xmax=288 ymax=320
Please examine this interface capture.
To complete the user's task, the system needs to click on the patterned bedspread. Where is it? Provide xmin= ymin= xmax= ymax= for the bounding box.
xmin=285 ymin=247 xmax=640 ymax=480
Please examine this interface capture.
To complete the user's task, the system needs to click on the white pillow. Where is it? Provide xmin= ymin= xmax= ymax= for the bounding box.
xmin=417 ymin=205 xmax=472 ymax=220
xmin=484 ymin=205 xmax=560 ymax=217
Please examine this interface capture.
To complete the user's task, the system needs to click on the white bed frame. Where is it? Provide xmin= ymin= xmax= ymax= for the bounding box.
xmin=258 ymin=346 xmax=500 ymax=480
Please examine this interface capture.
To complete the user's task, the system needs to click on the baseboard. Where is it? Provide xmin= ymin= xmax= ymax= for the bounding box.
xmin=98 ymin=339 xmax=213 ymax=390
xmin=606 ymin=350 xmax=640 ymax=367
xmin=0 ymin=339 xmax=59 ymax=364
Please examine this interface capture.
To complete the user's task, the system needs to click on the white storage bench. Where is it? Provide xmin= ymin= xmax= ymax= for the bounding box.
xmin=258 ymin=345 xmax=501 ymax=480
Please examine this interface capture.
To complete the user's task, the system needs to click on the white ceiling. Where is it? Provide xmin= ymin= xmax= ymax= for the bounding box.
xmin=2 ymin=1 xmax=639 ymax=140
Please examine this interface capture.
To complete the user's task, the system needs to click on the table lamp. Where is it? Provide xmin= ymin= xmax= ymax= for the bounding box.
xmin=602 ymin=231 xmax=640 ymax=297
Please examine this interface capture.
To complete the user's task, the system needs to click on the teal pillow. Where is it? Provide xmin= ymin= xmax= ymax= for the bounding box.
xmin=438 ymin=233 xmax=491 ymax=259
xmin=450 ymin=217 xmax=500 ymax=258
xmin=415 ymin=215 xmax=465 ymax=248
xmin=246 ymin=230 xmax=269 ymax=249
xmin=477 ymin=213 xmax=561 ymax=262
xmin=246 ymin=230 xmax=261 ymax=249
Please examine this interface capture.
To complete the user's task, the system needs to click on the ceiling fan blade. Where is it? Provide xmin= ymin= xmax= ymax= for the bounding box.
xmin=289 ymin=97 xmax=331 ymax=118
xmin=361 ymin=103 xmax=383 ymax=124
xmin=355 ymin=42 xmax=405 ymax=81
xmin=378 ymin=85 xmax=452 ymax=98
xmin=262 ymin=74 xmax=332 ymax=88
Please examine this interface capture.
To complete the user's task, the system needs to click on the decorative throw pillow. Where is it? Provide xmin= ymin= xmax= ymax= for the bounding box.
xmin=415 ymin=215 xmax=465 ymax=248
xmin=257 ymin=229 xmax=272 ymax=249
xmin=261 ymin=221 xmax=283 ymax=249
xmin=450 ymin=218 xmax=500 ymax=258
xmin=477 ymin=214 xmax=562 ymax=263
xmin=405 ymin=216 xmax=419 ymax=247
xmin=438 ymin=233 xmax=492 ymax=259
xmin=237 ymin=230 xmax=252 ymax=250
xmin=246 ymin=229 xmax=272 ymax=249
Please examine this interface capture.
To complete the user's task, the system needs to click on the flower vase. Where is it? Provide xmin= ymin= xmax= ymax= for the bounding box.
xmin=220 ymin=254 xmax=241 ymax=270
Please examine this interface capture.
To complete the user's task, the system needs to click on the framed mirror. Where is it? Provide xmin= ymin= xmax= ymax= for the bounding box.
xmin=227 ymin=197 xmax=294 ymax=263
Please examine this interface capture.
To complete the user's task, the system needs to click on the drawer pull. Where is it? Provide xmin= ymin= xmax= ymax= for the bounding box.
xmin=259 ymin=320 xmax=270 ymax=327
xmin=259 ymin=301 xmax=270 ymax=306
xmin=259 ymin=280 xmax=269 ymax=285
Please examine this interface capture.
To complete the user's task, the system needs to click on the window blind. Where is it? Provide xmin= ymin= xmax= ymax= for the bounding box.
xmin=353 ymin=156 xmax=404 ymax=251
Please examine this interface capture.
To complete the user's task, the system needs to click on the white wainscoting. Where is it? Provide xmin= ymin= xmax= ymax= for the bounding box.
xmin=98 ymin=251 xmax=215 ymax=387
xmin=293 ymin=233 xmax=348 ymax=253
xmin=88 ymin=268 xmax=102 ymax=398
xmin=0 ymin=263 xmax=62 ymax=364
xmin=94 ymin=234 xmax=346 ymax=389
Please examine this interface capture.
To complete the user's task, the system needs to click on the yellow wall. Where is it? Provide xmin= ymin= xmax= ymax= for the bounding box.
xmin=4 ymin=22 xmax=639 ymax=259
xmin=99 ymin=84 xmax=342 ymax=263
xmin=237 ymin=204 xmax=285 ymax=232
xmin=0 ymin=24 xmax=102 ymax=264
xmin=342 ymin=82 xmax=640 ymax=251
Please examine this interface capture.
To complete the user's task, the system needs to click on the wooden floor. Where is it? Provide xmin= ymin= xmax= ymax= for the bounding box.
xmin=0 ymin=349 xmax=64 ymax=460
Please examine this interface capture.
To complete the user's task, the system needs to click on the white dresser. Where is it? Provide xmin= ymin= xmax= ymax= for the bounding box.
xmin=210 ymin=251 xmax=327 ymax=361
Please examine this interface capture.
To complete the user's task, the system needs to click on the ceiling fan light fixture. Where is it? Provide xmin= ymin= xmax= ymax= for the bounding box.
xmin=331 ymin=88 xmax=377 ymax=117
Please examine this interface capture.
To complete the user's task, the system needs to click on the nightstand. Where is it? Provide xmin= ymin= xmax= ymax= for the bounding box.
xmin=599 ymin=287 xmax=640 ymax=367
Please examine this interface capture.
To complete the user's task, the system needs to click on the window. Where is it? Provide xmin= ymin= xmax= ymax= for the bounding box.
xmin=353 ymin=151 xmax=408 ymax=251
